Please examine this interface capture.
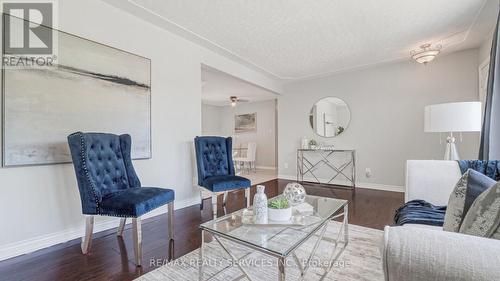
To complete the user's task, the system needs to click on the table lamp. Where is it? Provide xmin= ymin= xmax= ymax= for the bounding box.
xmin=424 ymin=102 xmax=482 ymax=160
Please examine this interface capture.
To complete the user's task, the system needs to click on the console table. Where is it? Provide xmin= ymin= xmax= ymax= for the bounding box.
xmin=297 ymin=148 xmax=356 ymax=189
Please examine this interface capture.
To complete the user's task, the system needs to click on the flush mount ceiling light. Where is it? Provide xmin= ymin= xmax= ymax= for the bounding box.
xmin=410 ymin=43 xmax=442 ymax=64
xmin=230 ymin=96 xmax=249 ymax=107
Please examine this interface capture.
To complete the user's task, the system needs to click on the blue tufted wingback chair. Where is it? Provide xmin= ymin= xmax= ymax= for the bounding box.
xmin=68 ymin=132 xmax=175 ymax=266
xmin=194 ymin=136 xmax=251 ymax=219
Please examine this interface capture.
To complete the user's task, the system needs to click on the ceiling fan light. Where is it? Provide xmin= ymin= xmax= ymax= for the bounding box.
xmin=414 ymin=53 xmax=438 ymax=64
xmin=410 ymin=44 xmax=441 ymax=64
xmin=230 ymin=96 xmax=238 ymax=107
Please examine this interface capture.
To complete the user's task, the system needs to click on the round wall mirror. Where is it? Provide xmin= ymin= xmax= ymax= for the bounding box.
xmin=309 ymin=97 xmax=351 ymax=137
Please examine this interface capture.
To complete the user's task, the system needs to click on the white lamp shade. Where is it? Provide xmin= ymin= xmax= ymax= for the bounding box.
xmin=424 ymin=102 xmax=482 ymax=133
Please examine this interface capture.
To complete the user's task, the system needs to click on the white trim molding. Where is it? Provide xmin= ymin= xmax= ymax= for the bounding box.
xmin=277 ymin=174 xmax=404 ymax=193
xmin=0 ymin=196 xmax=200 ymax=262
xmin=255 ymin=165 xmax=277 ymax=170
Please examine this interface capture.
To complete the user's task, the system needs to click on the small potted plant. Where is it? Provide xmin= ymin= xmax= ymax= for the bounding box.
xmin=337 ymin=126 xmax=344 ymax=135
xmin=268 ymin=197 xmax=292 ymax=222
xmin=309 ymin=139 xmax=318 ymax=149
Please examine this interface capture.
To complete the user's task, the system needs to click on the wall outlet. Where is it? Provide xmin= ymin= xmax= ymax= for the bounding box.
xmin=284 ymin=162 xmax=289 ymax=169
xmin=365 ymin=168 xmax=372 ymax=178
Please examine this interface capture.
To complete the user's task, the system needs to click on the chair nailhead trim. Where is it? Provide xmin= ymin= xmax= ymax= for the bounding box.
xmin=79 ymin=133 xmax=101 ymax=214
xmin=96 ymin=200 xmax=173 ymax=218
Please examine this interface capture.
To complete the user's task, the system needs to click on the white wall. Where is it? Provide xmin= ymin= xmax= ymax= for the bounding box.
xmin=201 ymin=100 xmax=277 ymax=168
xmin=479 ymin=36 xmax=492 ymax=105
xmin=0 ymin=0 xmax=279 ymax=260
xmin=479 ymin=34 xmax=493 ymax=65
xmin=201 ymin=104 xmax=224 ymax=135
xmin=278 ymin=49 xmax=481 ymax=190
xmin=228 ymin=100 xmax=277 ymax=168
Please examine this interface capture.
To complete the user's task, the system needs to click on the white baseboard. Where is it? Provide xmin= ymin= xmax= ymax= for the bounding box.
xmin=255 ymin=166 xmax=277 ymax=170
xmin=353 ymin=182 xmax=404 ymax=192
xmin=0 ymin=196 xmax=200 ymax=262
xmin=277 ymin=174 xmax=404 ymax=193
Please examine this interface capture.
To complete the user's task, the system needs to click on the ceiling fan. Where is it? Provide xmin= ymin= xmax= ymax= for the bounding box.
xmin=230 ymin=96 xmax=249 ymax=107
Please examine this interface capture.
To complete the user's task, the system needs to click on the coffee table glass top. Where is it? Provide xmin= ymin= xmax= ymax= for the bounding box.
xmin=200 ymin=195 xmax=348 ymax=257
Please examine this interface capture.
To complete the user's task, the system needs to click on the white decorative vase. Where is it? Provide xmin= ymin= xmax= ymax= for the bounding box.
xmin=283 ymin=182 xmax=306 ymax=206
xmin=301 ymin=137 xmax=309 ymax=149
xmin=268 ymin=207 xmax=292 ymax=222
xmin=253 ymin=185 xmax=268 ymax=224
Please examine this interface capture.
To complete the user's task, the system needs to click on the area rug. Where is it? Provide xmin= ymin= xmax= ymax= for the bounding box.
xmin=136 ymin=222 xmax=384 ymax=280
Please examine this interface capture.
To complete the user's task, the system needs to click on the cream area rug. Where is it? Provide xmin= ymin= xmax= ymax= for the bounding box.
xmin=136 ymin=222 xmax=384 ymax=281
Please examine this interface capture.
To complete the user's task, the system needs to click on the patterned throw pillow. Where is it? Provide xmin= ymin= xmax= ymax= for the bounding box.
xmin=459 ymin=182 xmax=500 ymax=238
xmin=443 ymin=169 xmax=497 ymax=232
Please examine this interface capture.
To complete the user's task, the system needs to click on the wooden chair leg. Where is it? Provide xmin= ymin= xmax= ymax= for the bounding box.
xmin=132 ymin=217 xmax=142 ymax=267
xmin=211 ymin=193 xmax=218 ymax=220
xmin=168 ymin=202 xmax=174 ymax=241
xmin=117 ymin=218 xmax=126 ymax=237
xmin=223 ymin=191 xmax=228 ymax=215
xmin=81 ymin=216 xmax=94 ymax=254
xmin=199 ymin=189 xmax=204 ymax=210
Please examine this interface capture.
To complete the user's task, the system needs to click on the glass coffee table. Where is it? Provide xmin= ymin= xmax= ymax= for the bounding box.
xmin=199 ymin=195 xmax=349 ymax=281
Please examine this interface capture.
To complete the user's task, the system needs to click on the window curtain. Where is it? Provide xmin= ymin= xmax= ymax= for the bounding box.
xmin=479 ymin=10 xmax=500 ymax=160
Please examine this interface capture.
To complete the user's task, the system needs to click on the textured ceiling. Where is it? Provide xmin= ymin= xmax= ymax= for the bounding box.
xmin=108 ymin=0 xmax=496 ymax=80
xmin=201 ymin=66 xmax=277 ymax=106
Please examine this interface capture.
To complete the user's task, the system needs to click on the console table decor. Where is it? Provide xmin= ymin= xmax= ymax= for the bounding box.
xmin=297 ymin=148 xmax=356 ymax=189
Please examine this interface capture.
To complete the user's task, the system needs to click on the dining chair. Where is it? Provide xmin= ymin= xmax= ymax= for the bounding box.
xmin=67 ymin=132 xmax=175 ymax=267
xmin=194 ymin=136 xmax=251 ymax=219
xmin=234 ymin=142 xmax=257 ymax=173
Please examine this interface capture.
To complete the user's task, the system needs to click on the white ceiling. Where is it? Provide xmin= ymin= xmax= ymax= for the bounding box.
xmin=201 ymin=66 xmax=277 ymax=106
xmin=106 ymin=0 xmax=497 ymax=81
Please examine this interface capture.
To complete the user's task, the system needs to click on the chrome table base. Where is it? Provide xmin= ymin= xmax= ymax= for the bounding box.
xmin=199 ymin=204 xmax=349 ymax=281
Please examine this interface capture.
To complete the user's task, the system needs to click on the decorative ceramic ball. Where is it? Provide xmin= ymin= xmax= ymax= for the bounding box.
xmin=283 ymin=182 xmax=306 ymax=205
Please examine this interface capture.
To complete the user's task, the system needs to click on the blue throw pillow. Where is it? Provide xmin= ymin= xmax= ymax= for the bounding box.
xmin=463 ymin=169 xmax=497 ymax=215
xmin=443 ymin=169 xmax=497 ymax=232
xmin=459 ymin=181 xmax=500 ymax=239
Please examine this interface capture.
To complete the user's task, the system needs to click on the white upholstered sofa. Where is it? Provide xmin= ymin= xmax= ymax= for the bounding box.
xmin=381 ymin=160 xmax=500 ymax=281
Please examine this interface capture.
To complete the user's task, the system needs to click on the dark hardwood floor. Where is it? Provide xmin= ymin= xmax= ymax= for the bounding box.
xmin=0 ymin=179 xmax=403 ymax=281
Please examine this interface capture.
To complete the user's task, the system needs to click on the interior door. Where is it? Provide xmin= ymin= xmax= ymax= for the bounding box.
xmin=323 ymin=113 xmax=336 ymax=137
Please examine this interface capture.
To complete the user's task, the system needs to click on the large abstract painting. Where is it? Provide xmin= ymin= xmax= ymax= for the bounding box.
xmin=2 ymin=17 xmax=151 ymax=166
xmin=235 ymin=113 xmax=257 ymax=133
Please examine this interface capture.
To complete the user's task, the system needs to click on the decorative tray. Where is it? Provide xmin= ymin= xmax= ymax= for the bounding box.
xmin=239 ymin=203 xmax=318 ymax=227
